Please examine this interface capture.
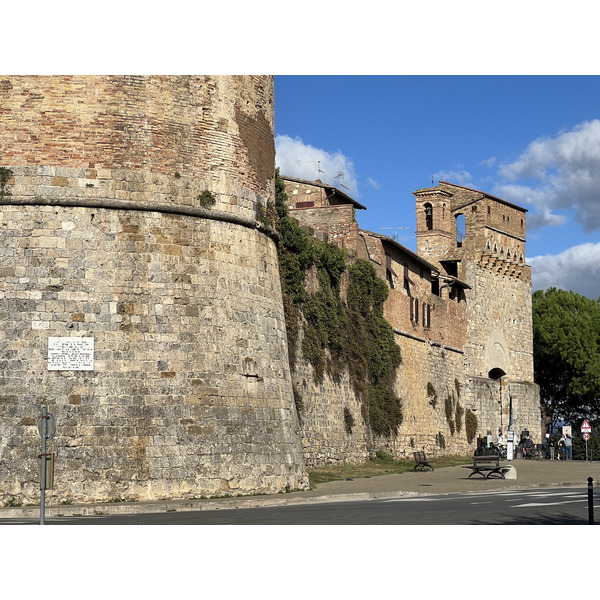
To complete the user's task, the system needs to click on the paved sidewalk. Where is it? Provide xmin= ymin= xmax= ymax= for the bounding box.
xmin=2 ymin=458 xmax=598 ymax=520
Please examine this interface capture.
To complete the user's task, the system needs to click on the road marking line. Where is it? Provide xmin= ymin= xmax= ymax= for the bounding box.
xmin=513 ymin=499 xmax=587 ymax=507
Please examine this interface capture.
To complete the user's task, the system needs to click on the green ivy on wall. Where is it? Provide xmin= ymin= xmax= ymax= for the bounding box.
xmin=275 ymin=170 xmax=403 ymax=437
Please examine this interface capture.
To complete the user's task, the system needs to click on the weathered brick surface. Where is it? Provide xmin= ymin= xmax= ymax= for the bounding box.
xmin=282 ymin=177 xmax=364 ymax=252
xmin=0 ymin=76 xmax=308 ymax=506
xmin=0 ymin=75 xmax=275 ymax=218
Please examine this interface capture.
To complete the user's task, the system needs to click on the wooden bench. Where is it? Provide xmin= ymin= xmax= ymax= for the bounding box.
xmin=413 ymin=451 xmax=434 ymax=471
xmin=463 ymin=455 xmax=505 ymax=479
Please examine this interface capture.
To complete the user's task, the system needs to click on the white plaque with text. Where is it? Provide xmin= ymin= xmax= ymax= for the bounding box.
xmin=48 ymin=337 xmax=94 ymax=371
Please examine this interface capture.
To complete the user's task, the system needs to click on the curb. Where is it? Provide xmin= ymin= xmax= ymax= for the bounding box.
xmin=0 ymin=481 xmax=587 ymax=520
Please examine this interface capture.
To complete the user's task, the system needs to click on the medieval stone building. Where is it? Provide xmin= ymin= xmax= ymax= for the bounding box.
xmin=282 ymin=176 xmax=541 ymax=464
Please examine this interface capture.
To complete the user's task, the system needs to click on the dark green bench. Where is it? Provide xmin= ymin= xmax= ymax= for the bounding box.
xmin=464 ymin=455 xmax=504 ymax=479
xmin=413 ymin=451 xmax=434 ymax=471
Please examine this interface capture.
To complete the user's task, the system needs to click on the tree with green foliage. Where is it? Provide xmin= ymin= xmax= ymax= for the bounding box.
xmin=532 ymin=287 xmax=600 ymax=432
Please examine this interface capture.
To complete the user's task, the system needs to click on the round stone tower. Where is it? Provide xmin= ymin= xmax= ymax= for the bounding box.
xmin=0 ymin=75 xmax=308 ymax=504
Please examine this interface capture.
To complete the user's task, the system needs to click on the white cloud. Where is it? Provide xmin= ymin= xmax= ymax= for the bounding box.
xmin=529 ymin=242 xmax=600 ymax=299
xmin=367 ymin=177 xmax=381 ymax=190
xmin=493 ymin=183 xmax=567 ymax=229
xmin=497 ymin=119 xmax=600 ymax=232
xmin=434 ymin=168 xmax=473 ymax=186
xmin=275 ymin=134 xmax=359 ymax=196
xmin=480 ymin=156 xmax=497 ymax=168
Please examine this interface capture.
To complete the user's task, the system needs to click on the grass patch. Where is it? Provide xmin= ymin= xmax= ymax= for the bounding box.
xmin=307 ymin=453 xmax=472 ymax=487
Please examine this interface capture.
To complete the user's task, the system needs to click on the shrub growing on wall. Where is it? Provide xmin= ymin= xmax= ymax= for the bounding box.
xmin=445 ymin=395 xmax=455 ymax=435
xmin=343 ymin=407 xmax=355 ymax=434
xmin=427 ymin=382 xmax=437 ymax=408
xmin=455 ymin=401 xmax=464 ymax=434
xmin=465 ymin=409 xmax=478 ymax=444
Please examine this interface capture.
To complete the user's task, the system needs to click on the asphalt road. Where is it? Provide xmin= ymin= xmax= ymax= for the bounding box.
xmin=3 ymin=487 xmax=597 ymax=525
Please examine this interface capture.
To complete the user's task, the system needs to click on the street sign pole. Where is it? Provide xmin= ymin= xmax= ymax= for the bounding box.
xmin=36 ymin=407 xmax=56 ymax=525
xmin=40 ymin=406 xmax=47 ymax=526
xmin=581 ymin=420 xmax=592 ymax=462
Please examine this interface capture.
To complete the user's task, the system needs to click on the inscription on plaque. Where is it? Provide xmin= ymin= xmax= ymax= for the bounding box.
xmin=48 ymin=337 xmax=94 ymax=371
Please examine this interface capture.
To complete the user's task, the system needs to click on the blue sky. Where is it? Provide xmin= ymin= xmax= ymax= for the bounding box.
xmin=274 ymin=76 xmax=600 ymax=299
xmin=10 ymin=4 xmax=600 ymax=298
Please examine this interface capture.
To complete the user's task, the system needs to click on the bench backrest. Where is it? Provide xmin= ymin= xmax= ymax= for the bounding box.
xmin=473 ymin=455 xmax=500 ymax=466
xmin=414 ymin=451 xmax=427 ymax=462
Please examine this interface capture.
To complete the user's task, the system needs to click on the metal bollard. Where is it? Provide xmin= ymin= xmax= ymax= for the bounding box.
xmin=588 ymin=477 xmax=594 ymax=525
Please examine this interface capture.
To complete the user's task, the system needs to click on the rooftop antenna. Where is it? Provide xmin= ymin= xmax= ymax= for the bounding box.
xmin=299 ymin=159 xmax=325 ymax=179
xmin=334 ymin=172 xmax=349 ymax=191
xmin=380 ymin=227 xmax=409 ymax=241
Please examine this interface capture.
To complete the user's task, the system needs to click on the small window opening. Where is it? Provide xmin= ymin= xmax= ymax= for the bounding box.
xmin=385 ymin=254 xmax=397 ymax=289
xmin=455 ymin=214 xmax=465 ymax=247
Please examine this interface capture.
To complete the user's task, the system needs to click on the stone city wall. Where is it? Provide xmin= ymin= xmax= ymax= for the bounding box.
xmin=0 ymin=75 xmax=309 ymax=506
xmin=0 ymin=204 xmax=308 ymax=505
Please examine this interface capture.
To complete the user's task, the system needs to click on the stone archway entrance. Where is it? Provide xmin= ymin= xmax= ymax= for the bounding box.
xmin=488 ymin=367 xmax=506 ymax=380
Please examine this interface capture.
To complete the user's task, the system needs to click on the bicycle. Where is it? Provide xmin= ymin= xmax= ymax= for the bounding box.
xmin=522 ymin=445 xmax=542 ymax=460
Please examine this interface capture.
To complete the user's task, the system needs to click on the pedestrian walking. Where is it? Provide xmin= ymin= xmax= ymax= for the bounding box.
xmin=548 ymin=435 xmax=555 ymax=460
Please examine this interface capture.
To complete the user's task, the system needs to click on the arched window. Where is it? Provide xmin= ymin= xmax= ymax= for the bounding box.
xmin=424 ymin=203 xmax=433 ymax=230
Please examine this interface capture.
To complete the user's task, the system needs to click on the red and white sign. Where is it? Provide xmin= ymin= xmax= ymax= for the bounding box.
xmin=581 ymin=420 xmax=592 ymax=433
xmin=583 ymin=433 xmax=591 ymax=441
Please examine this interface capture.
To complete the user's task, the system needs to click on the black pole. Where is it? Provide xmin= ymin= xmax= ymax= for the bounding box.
xmin=588 ymin=477 xmax=594 ymax=525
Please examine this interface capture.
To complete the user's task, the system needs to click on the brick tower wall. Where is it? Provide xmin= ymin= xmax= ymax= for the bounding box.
xmin=0 ymin=75 xmax=308 ymax=505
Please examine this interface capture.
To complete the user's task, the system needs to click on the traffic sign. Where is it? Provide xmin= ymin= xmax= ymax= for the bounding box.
xmin=581 ymin=419 xmax=592 ymax=433
xmin=583 ymin=433 xmax=591 ymax=441
xmin=37 ymin=413 xmax=56 ymax=440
